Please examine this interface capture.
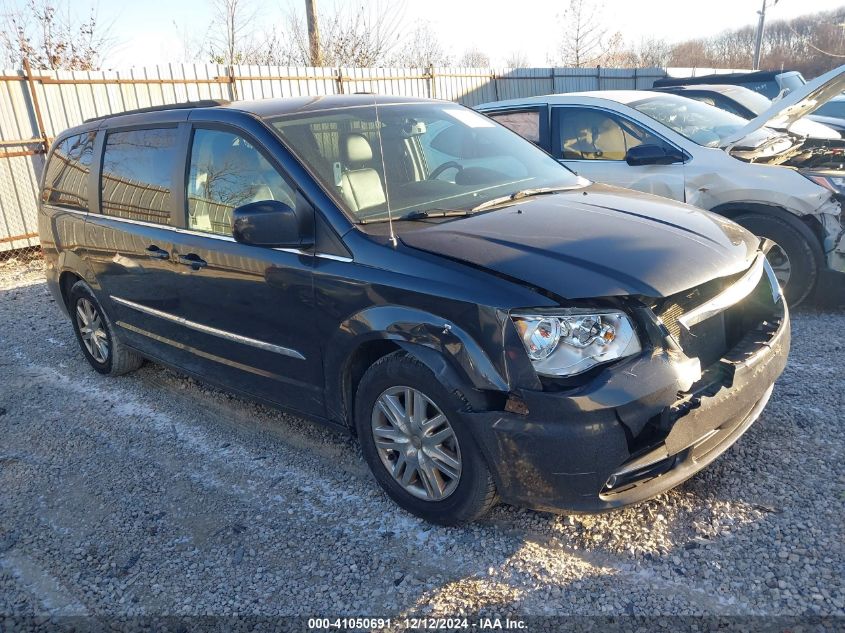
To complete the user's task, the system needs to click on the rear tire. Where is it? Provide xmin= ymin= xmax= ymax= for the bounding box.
xmin=732 ymin=212 xmax=822 ymax=306
xmin=355 ymin=351 xmax=497 ymax=525
xmin=69 ymin=280 xmax=143 ymax=376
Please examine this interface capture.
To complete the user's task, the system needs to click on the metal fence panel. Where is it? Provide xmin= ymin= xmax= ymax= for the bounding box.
xmin=0 ymin=62 xmax=690 ymax=253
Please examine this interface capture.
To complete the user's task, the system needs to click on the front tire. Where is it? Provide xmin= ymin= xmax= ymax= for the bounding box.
xmin=732 ymin=212 xmax=822 ymax=306
xmin=355 ymin=352 xmax=497 ymax=525
xmin=69 ymin=280 xmax=143 ymax=376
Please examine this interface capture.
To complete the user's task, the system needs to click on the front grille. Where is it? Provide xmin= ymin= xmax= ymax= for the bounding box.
xmin=651 ymin=259 xmax=779 ymax=368
xmin=680 ymin=312 xmax=728 ymax=368
xmin=654 ymin=269 xmax=746 ymax=341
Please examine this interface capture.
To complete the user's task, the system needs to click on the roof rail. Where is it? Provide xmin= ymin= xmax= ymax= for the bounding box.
xmin=84 ymin=99 xmax=230 ymax=123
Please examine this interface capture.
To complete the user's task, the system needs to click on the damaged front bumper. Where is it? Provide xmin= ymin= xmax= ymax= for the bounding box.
xmin=817 ymin=208 xmax=845 ymax=301
xmin=465 ymin=260 xmax=790 ymax=514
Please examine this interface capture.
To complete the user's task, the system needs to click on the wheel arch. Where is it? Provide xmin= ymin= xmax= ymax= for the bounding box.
xmin=54 ymin=249 xmax=99 ymax=312
xmin=710 ymin=201 xmax=826 ymax=255
xmin=326 ymin=305 xmax=510 ymax=429
xmin=59 ymin=270 xmax=83 ymax=309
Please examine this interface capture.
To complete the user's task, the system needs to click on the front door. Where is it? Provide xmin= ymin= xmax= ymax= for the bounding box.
xmin=551 ymin=105 xmax=687 ymax=202
xmin=159 ymin=126 xmax=324 ymax=417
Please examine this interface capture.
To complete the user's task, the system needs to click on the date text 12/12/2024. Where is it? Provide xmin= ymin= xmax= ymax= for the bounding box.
xmin=307 ymin=617 xmax=527 ymax=630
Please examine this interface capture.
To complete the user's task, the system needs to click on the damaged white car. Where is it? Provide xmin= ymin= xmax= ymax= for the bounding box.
xmin=476 ymin=66 xmax=845 ymax=305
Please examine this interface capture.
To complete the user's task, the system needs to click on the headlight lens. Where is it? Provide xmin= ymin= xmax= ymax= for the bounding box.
xmin=512 ymin=312 xmax=641 ymax=377
xmin=802 ymin=172 xmax=845 ymax=195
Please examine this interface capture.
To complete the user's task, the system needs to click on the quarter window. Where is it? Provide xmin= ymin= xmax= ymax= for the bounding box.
xmin=100 ymin=128 xmax=179 ymax=225
xmin=487 ymin=110 xmax=541 ymax=145
xmin=187 ymin=129 xmax=295 ymax=236
xmin=42 ymin=132 xmax=96 ymax=210
xmin=555 ymin=108 xmax=663 ymax=161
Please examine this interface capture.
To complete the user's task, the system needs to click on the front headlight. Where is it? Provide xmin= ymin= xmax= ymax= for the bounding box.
xmin=802 ymin=172 xmax=845 ymax=195
xmin=512 ymin=311 xmax=641 ymax=377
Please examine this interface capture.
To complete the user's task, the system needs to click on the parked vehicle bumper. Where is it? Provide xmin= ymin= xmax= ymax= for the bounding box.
xmin=464 ymin=308 xmax=790 ymax=514
xmin=816 ymin=268 xmax=845 ymax=305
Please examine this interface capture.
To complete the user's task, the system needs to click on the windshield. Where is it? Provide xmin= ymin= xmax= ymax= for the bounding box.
xmin=726 ymin=88 xmax=772 ymax=116
xmin=632 ymin=94 xmax=770 ymax=147
xmin=736 ymin=73 xmax=804 ymax=99
xmin=815 ymin=98 xmax=845 ymax=119
xmin=268 ymin=103 xmax=583 ymax=223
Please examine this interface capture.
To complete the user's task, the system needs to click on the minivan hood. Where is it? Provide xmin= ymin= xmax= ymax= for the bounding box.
xmin=399 ymin=184 xmax=759 ymax=299
xmin=723 ymin=64 xmax=845 ymax=146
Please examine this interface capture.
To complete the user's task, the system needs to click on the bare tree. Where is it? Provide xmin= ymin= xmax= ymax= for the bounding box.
xmin=505 ymin=50 xmax=531 ymax=68
xmin=668 ymin=38 xmax=716 ymax=68
xmin=554 ymin=0 xmax=622 ymax=67
xmin=271 ymin=1 xmax=405 ymax=66
xmin=458 ymin=48 xmax=490 ymax=68
xmin=630 ymin=37 xmax=672 ymax=68
xmin=172 ymin=20 xmax=208 ymax=63
xmin=668 ymin=6 xmax=845 ymax=77
xmin=206 ymin=0 xmax=259 ymax=65
xmin=708 ymin=26 xmax=756 ymax=69
xmin=1 ymin=0 xmax=112 ymax=70
xmin=390 ymin=22 xmax=451 ymax=67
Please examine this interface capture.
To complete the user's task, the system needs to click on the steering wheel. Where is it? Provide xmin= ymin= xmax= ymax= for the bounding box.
xmin=429 ymin=161 xmax=464 ymax=180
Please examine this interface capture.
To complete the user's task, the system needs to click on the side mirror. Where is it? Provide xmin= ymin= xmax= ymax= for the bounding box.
xmin=232 ymin=200 xmax=312 ymax=248
xmin=625 ymin=144 xmax=682 ymax=166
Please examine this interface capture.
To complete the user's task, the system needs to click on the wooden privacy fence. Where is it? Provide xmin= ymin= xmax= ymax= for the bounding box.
xmin=0 ymin=62 xmax=671 ymax=253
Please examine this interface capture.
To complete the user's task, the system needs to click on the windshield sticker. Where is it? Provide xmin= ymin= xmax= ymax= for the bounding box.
xmin=443 ymin=108 xmax=495 ymax=128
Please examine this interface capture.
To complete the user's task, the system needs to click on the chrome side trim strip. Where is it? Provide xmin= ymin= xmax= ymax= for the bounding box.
xmin=678 ymin=254 xmax=766 ymax=330
xmin=110 ymin=296 xmax=306 ymax=360
xmin=61 ymin=207 xmax=352 ymax=261
xmin=313 ymin=252 xmax=353 ymax=263
xmin=116 ymin=320 xmax=312 ymax=387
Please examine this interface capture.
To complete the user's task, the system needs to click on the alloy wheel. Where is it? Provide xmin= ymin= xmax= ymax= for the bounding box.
xmin=371 ymin=386 xmax=462 ymax=501
xmin=765 ymin=241 xmax=792 ymax=288
xmin=75 ymin=298 xmax=110 ymax=364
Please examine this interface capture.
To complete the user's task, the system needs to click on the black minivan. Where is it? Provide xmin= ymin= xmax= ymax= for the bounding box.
xmin=39 ymin=96 xmax=789 ymax=524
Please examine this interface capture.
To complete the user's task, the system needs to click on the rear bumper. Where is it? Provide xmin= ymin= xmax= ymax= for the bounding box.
xmin=465 ymin=307 xmax=790 ymax=514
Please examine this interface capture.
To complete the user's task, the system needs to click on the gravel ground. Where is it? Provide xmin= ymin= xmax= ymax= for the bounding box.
xmin=0 ymin=258 xmax=843 ymax=621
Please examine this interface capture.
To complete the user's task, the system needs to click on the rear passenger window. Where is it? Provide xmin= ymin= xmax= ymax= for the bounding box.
xmin=100 ymin=128 xmax=179 ymax=225
xmin=487 ymin=110 xmax=541 ymax=145
xmin=42 ymin=132 xmax=96 ymax=210
xmin=187 ymin=128 xmax=295 ymax=236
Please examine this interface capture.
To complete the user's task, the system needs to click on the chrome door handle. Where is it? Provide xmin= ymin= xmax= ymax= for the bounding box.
xmin=177 ymin=253 xmax=207 ymax=270
xmin=145 ymin=245 xmax=169 ymax=259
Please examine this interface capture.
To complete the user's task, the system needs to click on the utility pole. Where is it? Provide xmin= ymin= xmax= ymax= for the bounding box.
xmin=305 ymin=0 xmax=322 ymax=66
xmin=753 ymin=0 xmax=778 ymax=70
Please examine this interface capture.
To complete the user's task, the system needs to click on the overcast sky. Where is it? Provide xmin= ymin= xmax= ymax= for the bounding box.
xmin=53 ymin=0 xmax=845 ymax=68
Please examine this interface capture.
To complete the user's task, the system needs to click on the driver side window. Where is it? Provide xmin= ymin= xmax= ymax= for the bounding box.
xmin=187 ymin=128 xmax=295 ymax=236
xmin=555 ymin=107 xmax=662 ymax=161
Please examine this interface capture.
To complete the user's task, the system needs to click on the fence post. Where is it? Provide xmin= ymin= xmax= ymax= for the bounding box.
xmin=335 ymin=68 xmax=344 ymax=94
xmin=427 ymin=64 xmax=436 ymax=99
xmin=228 ymin=65 xmax=239 ymax=101
xmin=632 ymin=67 xmax=638 ymax=90
xmin=22 ymin=58 xmax=49 ymax=154
xmin=492 ymin=69 xmax=499 ymax=101
xmin=550 ymin=68 xmax=555 ymax=93
xmin=596 ymin=65 xmax=601 ymax=91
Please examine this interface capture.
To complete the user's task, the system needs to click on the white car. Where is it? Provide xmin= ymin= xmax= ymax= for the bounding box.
xmin=476 ymin=66 xmax=845 ymax=306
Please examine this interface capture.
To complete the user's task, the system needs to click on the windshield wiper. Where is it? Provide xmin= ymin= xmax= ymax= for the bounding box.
xmin=358 ymin=209 xmax=472 ymax=224
xmin=401 ymin=208 xmax=473 ymax=220
xmin=470 ymin=187 xmax=570 ymax=212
